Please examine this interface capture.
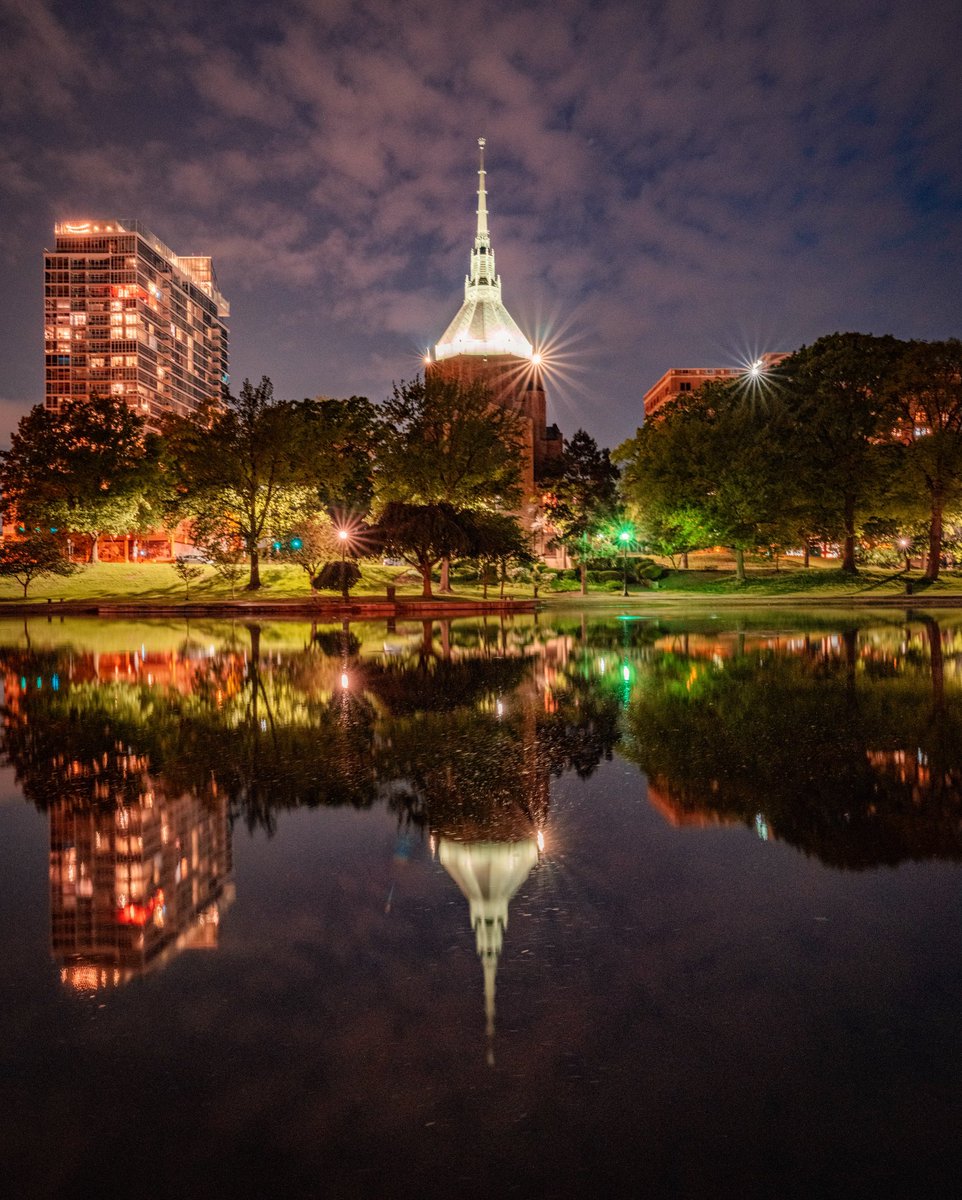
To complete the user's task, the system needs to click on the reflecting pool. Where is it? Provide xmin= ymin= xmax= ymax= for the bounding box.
xmin=3 ymin=609 xmax=962 ymax=1197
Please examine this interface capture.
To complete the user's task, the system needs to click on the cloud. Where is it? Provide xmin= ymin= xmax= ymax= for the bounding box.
xmin=1 ymin=0 xmax=960 ymax=447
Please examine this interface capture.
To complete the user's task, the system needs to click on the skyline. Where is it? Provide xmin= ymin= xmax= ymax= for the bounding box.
xmin=2 ymin=0 xmax=960 ymax=452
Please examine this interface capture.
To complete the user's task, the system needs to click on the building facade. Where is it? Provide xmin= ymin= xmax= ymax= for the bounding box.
xmin=44 ymin=219 xmax=229 ymax=431
xmin=426 ymin=140 xmax=561 ymax=522
xmin=642 ymin=352 xmax=789 ymax=422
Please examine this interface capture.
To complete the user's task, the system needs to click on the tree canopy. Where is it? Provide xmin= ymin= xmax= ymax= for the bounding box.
xmin=163 ymin=377 xmax=312 ymax=590
xmin=0 ymin=395 xmax=160 ymax=562
xmin=541 ymin=429 xmax=620 ymax=593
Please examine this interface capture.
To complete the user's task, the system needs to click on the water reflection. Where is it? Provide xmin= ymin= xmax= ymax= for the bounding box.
xmin=0 ymin=615 xmax=622 ymax=1000
xmin=623 ymin=614 xmax=962 ymax=868
xmin=5 ymin=610 xmax=962 ymax=1001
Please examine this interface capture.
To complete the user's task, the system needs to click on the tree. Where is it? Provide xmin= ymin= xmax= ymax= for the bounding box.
xmin=541 ymin=429 xmax=620 ymax=594
xmin=274 ymin=516 xmax=343 ymax=590
xmin=890 ymin=339 xmax=962 ymax=581
xmin=171 ymin=556 xmax=205 ymax=600
xmin=462 ymin=510 xmax=531 ymax=599
xmin=313 ymin=559 xmax=362 ymax=600
xmin=370 ymin=502 xmax=476 ymax=598
xmin=0 ymin=396 xmax=161 ymax=563
xmin=164 ymin=377 xmax=312 ymax=591
xmin=298 ymin=395 xmax=384 ymax=516
xmin=617 ymin=385 xmax=796 ymax=582
xmin=0 ymin=533 xmax=76 ymax=598
xmin=376 ymin=375 xmax=526 ymax=591
xmin=780 ymin=333 xmax=905 ymax=573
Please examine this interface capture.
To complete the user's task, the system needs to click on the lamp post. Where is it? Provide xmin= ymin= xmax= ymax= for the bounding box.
xmin=618 ymin=528 xmax=633 ymax=597
xmin=337 ymin=528 xmax=350 ymax=601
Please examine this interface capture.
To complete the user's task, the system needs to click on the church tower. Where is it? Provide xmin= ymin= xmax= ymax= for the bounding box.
xmin=428 ymin=139 xmax=561 ymax=504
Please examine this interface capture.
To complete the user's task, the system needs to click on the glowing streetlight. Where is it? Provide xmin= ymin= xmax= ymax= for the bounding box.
xmin=337 ymin=528 xmax=351 ymax=601
xmin=618 ymin=527 xmax=633 ymax=597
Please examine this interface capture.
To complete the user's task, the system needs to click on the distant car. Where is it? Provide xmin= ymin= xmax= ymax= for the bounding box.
xmin=175 ymin=552 xmax=213 ymax=564
xmin=382 ymin=557 xmax=404 ymax=566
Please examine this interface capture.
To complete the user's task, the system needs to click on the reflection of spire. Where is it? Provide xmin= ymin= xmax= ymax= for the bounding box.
xmin=437 ymin=838 xmax=539 ymax=1062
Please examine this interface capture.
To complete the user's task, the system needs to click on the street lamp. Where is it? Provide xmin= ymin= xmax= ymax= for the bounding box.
xmin=618 ymin=527 xmax=633 ymax=596
xmin=337 ymin=528 xmax=350 ymax=601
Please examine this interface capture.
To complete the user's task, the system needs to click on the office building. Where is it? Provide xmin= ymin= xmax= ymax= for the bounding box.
xmin=642 ymin=352 xmax=789 ymax=422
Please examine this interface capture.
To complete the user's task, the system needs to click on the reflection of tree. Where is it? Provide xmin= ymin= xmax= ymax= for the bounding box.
xmin=0 ymin=617 xmax=625 ymax=840
xmin=623 ymin=624 xmax=962 ymax=869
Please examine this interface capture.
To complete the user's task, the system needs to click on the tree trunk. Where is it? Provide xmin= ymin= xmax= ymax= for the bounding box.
xmin=734 ymin=547 xmax=745 ymax=583
xmin=421 ymin=561 xmax=433 ymax=598
xmin=580 ymin=562 xmax=587 ymax=595
xmin=440 ymin=556 xmax=452 ymax=592
xmin=89 ymin=535 xmax=100 ymax=564
xmin=842 ymin=495 xmax=857 ymax=573
xmin=803 ymin=543 xmax=810 ymax=568
xmin=247 ymin=544 xmax=261 ymax=590
xmin=924 ymin=495 xmax=944 ymax=582
xmin=681 ymin=552 xmax=689 ymax=569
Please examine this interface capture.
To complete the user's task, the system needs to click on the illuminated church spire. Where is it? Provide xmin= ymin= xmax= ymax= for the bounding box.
xmin=434 ymin=138 xmax=533 ymax=361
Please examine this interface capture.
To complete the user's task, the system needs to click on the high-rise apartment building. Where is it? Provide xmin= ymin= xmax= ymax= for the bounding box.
xmin=44 ymin=219 xmax=229 ymax=429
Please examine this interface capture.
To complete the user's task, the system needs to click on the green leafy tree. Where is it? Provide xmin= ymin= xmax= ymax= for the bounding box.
xmin=275 ymin=515 xmax=342 ymax=590
xmin=205 ymin=540 xmax=246 ymax=599
xmin=171 ymin=556 xmax=205 ymax=600
xmin=618 ymin=384 xmax=796 ymax=582
xmin=890 ymin=339 xmax=962 ymax=580
xmin=163 ymin=377 xmax=313 ymax=591
xmin=299 ymin=395 xmax=384 ymax=515
xmin=0 ymin=396 xmax=161 ymax=562
xmin=376 ymin=375 xmax=526 ymax=591
xmin=780 ymin=333 xmax=905 ymax=573
xmin=371 ymin=502 xmax=476 ymax=598
xmin=463 ymin=510 xmax=531 ymax=599
xmin=0 ymin=533 xmax=76 ymax=597
xmin=541 ymin=429 xmax=620 ymax=594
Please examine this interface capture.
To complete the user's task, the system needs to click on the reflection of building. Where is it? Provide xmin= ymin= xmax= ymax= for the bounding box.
xmin=44 ymin=219 xmax=229 ymax=429
xmin=642 ymin=352 xmax=789 ymax=422
xmin=427 ymin=140 xmax=562 ymax=533
xmin=49 ymin=779 xmax=233 ymax=991
xmin=437 ymin=836 xmax=541 ymax=1063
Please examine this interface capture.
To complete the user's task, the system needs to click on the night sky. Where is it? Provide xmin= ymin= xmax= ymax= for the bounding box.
xmin=2 ymin=0 xmax=960 ymax=452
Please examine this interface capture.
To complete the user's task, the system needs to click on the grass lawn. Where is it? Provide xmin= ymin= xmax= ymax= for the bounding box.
xmin=0 ymin=560 xmax=539 ymax=605
xmin=2 ymin=553 xmax=961 ymax=606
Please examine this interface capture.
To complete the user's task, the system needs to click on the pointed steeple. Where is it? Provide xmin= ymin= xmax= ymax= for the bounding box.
xmin=476 ymin=136 xmax=489 ymax=250
xmin=434 ymin=138 xmax=533 ymax=361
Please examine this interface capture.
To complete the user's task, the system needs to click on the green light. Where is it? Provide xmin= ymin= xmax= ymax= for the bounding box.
xmin=618 ymin=529 xmax=632 ymax=543
xmin=290 ymin=537 xmax=303 ymax=551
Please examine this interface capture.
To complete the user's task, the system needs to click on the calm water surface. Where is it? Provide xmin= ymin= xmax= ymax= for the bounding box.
xmin=2 ymin=608 xmax=962 ymax=1198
